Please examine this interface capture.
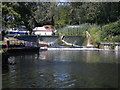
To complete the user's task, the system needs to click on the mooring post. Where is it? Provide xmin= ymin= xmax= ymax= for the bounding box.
xmin=30 ymin=42 xmax=33 ymax=47
xmin=6 ymin=40 xmax=10 ymax=49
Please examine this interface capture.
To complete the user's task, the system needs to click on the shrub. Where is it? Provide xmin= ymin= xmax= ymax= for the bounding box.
xmin=101 ymin=20 xmax=120 ymax=42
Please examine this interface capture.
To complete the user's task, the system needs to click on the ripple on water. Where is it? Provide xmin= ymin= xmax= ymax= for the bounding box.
xmin=47 ymin=73 xmax=76 ymax=88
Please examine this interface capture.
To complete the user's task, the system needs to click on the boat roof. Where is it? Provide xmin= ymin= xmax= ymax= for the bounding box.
xmin=33 ymin=25 xmax=55 ymax=31
xmin=33 ymin=27 xmax=46 ymax=30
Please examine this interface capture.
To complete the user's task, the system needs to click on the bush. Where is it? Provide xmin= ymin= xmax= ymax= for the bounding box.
xmin=101 ymin=20 xmax=120 ymax=42
xmin=111 ymin=35 xmax=120 ymax=42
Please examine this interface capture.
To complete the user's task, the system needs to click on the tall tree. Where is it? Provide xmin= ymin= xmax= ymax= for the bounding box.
xmin=2 ymin=2 xmax=21 ymax=28
xmin=2 ymin=2 xmax=120 ymax=30
xmin=15 ymin=2 xmax=37 ymax=32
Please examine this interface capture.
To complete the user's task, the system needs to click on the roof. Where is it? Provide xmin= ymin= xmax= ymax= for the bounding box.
xmin=33 ymin=27 xmax=46 ymax=31
xmin=33 ymin=25 xmax=55 ymax=31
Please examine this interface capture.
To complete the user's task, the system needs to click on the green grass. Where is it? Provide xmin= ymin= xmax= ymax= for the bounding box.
xmin=57 ymin=23 xmax=93 ymax=36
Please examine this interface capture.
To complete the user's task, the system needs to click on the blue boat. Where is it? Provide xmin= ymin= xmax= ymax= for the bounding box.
xmin=7 ymin=26 xmax=30 ymax=35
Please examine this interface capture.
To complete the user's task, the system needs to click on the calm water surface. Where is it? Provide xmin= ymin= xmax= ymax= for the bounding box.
xmin=2 ymin=50 xmax=120 ymax=88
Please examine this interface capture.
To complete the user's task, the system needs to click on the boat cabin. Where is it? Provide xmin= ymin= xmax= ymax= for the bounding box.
xmin=33 ymin=25 xmax=57 ymax=36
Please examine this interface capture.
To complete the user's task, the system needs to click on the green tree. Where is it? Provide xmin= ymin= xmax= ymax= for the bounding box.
xmin=2 ymin=2 xmax=37 ymax=33
xmin=33 ymin=2 xmax=57 ymax=26
xmin=54 ymin=5 xmax=71 ymax=28
xmin=2 ymin=2 xmax=120 ymax=34
xmin=2 ymin=2 xmax=21 ymax=28
xmin=15 ymin=2 xmax=38 ymax=33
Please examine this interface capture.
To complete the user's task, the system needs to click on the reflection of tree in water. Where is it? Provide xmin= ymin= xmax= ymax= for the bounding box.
xmin=24 ymin=53 xmax=38 ymax=61
xmin=2 ymin=64 xmax=9 ymax=74
xmin=8 ymin=56 xmax=16 ymax=65
xmin=85 ymin=51 xmax=101 ymax=63
xmin=85 ymin=51 xmax=118 ymax=63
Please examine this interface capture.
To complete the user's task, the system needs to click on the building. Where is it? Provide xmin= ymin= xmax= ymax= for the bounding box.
xmin=100 ymin=42 xmax=120 ymax=51
xmin=33 ymin=25 xmax=57 ymax=36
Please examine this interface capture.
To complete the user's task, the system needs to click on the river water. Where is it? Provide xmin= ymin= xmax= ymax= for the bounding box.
xmin=2 ymin=50 xmax=120 ymax=88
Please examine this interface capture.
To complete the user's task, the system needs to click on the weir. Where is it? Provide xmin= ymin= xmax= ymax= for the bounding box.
xmin=14 ymin=35 xmax=85 ymax=47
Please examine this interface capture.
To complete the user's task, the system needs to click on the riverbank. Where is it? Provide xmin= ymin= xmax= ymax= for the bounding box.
xmin=47 ymin=47 xmax=120 ymax=52
xmin=48 ymin=47 xmax=101 ymax=51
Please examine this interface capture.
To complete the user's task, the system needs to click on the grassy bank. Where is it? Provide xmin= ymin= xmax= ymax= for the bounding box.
xmin=57 ymin=20 xmax=120 ymax=43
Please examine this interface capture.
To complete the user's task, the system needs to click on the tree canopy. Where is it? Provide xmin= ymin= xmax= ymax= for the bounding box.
xmin=2 ymin=2 xmax=120 ymax=29
xmin=2 ymin=2 xmax=120 ymax=42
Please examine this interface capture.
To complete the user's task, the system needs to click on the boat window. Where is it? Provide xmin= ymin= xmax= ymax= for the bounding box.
xmin=14 ymin=28 xmax=17 ymax=30
xmin=44 ymin=26 xmax=49 ymax=29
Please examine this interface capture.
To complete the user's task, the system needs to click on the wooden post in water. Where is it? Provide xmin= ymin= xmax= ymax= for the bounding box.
xmin=6 ymin=40 xmax=10 ymax=49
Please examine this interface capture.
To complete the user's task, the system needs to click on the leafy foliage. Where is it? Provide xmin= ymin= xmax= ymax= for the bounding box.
xmin=2 ymin=2 xmax=120 ymax=42
xmin=101 ymin=20 xmax=120 ymax=42
xmin=2 ymin=2 xmax=120 ymax=28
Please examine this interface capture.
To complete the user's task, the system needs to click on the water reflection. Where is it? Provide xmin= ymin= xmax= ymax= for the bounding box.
xmin=2 ymin=50 xmax=119 ymax=88
xmin=8 ymin=56 xmax=16 ymax=65
xmin=38 ymin=50 xmax=119 ymax=63
xmin=85 ymin=51 xmax=119 ymax=63
xmin=39 ymin=51 xmax=53 ymax=60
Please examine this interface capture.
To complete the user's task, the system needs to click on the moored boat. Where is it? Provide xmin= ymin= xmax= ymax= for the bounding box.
xmin=7 ymin=26 xmax=30 ymax=35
